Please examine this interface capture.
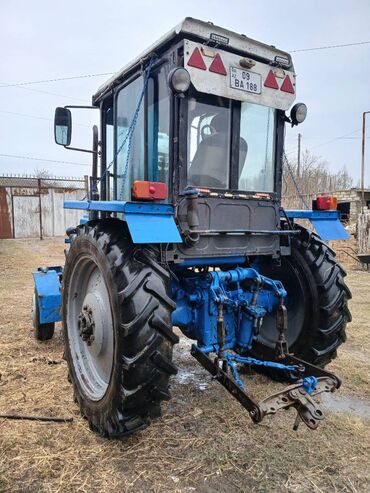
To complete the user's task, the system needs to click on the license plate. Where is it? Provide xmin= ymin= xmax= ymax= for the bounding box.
xmin=230 ymin=67 xmax=261 ymax=94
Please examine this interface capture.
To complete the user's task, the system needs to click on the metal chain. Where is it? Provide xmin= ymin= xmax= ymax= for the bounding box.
xmin=224 ymin=351 xmax=300 ymax=391
xmin=118 ymin=57 xmax=155 ymax=201
xmin=83 ymin=56 xmax=155 ymax=202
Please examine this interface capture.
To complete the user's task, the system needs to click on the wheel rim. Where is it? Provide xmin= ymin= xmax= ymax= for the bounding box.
xmin=67 ymin=255 xmax=114 ymax=401
xmin=257 ymin=258 xmax=307 ymax=349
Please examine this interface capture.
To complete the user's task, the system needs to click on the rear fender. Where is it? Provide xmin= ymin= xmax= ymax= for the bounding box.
xmin=283 ymin=210 xmax=349 ymax=241
xmin=32 ymin=267 xmax=63 ymax=324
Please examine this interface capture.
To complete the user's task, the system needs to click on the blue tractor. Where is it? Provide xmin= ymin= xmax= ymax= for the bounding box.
xmin=32 ymin=18 xmax=351 ymax=436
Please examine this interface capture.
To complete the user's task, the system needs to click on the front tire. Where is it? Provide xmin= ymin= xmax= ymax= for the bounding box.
xmin=253 ymin=225 xmax=352 ymax=370
xmin=62 ymin=219 xmax=178 ymax=438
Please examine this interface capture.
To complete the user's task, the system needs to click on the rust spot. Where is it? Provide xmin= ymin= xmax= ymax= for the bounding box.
xmin=0 ymin=187 xmax=12 ymax=239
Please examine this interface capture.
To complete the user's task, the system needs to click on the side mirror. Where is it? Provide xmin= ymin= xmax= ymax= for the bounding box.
xmin=54 ymin=107 xmax=72 ymax=146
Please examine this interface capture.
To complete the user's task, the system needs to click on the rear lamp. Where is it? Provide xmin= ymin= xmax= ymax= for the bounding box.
xmin=132 ymin=180 xmax=168 ymax=201
xmin=274 ymin=54 xmax=291 ymax=67
xmin=168 ymin=67 xmax=191 ymax=94
xmin=290 ymin=103 xmax=307 ymax=125
xmin=314 ymin=195 xmax=338 ymax=210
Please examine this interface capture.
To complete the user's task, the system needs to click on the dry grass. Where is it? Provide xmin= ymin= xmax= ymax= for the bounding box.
xmin=0 ymin=238 xmax=369 ymax=493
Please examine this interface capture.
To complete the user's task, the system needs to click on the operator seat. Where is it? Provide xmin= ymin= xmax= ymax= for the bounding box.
xmin=189 ymin=113 xmax=248 ymax=189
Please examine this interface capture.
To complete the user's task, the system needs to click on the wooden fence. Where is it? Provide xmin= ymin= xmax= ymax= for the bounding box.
xmin=0 ymin=176 xmax=88 ymax=239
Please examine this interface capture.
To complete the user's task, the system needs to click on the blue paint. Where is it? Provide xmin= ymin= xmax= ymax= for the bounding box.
xmin=79 ymin=215 xmax=89 ymax=225
xmin=309 ymin=219 xmax=349 ymax=241
xmin=32 ymin=267 xmax=63 ymax=324
xmin=125 ymin=211 xmax=182 ymax=243
xmin=64 ymin=200 xmax=174 ymax=214
xmin=64 ymin=200 xmax=182 ymax=244
xmin=302 ymin=376 xmax=318 ymax=394
xmin=176 ymin=256 xmax=246 ymax=267
xmin=172 ymin=266 xmax=286 ymax=352
xmin=284 ymin=210 xmax=340 ymax=219
xmin=283 ymin=209 xmax=349 ymax=240
xmin=223 ymin=352 xmax=300 ymax=390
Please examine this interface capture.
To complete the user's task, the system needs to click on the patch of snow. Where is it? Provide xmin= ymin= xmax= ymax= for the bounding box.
xmin=173 ymin=336 xmax=209 ymax=391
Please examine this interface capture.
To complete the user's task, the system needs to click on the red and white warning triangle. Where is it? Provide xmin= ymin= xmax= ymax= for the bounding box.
xmin=187 ymin=47 xmax=207 ymax=70
xmin=209 ymin=53 xmax=227 ymax=76
xmin=264 ymin=70 xmax=279 ymax=90
xmin=280 ymin=75 xmax=295 ymax=94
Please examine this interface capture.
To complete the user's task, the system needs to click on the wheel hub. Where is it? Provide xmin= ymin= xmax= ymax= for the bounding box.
xmin=77 ymin=292 xmax=106 ymax=356
xmin=78 ymin=305 xmax=95 ymax=345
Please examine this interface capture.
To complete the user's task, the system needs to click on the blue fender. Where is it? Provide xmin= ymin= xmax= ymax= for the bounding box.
xmin=32 ymin=267 xmax=63 ymax=324
xmin=283 ymin=210 xmax=349 ymax=241
xmin=64 ymin=200 xmax=182 ymax=244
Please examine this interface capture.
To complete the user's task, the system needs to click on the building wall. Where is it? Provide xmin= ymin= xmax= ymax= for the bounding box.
xmin=335 ymin=189 xmax=370 ymax=223
xmin=0 ymin=186 xmax=85 ymax=239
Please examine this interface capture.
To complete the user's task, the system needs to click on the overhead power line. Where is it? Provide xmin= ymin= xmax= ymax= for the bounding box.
xmin=285 ymin=125 xmax=370 ymax=155
xmin=12 ymin=85 xmax=89 ymax=103
xmin=0 ymin=153 xmax=90 ymax=167
xmin=309 ymin=126 xmax=369 ymax=151
xmin=0 ymin=72 xmax=114 ymax=88
xmin=0 ymin=109 xmax=91 ymax=127
xmin=0 ymin=39 xmax=367 ymax=92
xmin=290 ymin=40 xmax=370 ymax=53
xmin=0 ymin=80 xmax=89 ymax=103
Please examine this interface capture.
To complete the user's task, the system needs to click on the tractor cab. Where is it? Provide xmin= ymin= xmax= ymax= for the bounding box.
xmin=56 ymin=18 xmax=312 ymax=260
xmin=32 ymin=19 xmax=351 ymax=438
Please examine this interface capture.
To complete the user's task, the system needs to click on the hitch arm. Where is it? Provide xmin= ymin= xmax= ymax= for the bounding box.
xmin=190 ymin=345 xmax=261 ymax=419
xmin=191 ymin=345 xmax=340 ymax=430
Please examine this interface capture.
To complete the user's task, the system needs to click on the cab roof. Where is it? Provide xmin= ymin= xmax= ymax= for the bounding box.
xmin=93 ymin=17 xmax=293 ymax=104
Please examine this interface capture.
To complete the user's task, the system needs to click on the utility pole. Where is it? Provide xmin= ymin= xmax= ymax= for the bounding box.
xmin=361 ymin=112 xmax=370 ymax=214
xmin=297 ymin=133 xmax=302 ymax=179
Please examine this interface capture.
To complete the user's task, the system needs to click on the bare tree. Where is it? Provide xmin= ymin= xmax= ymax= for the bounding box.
xmin=282 ymin=149 xmax=353 ymax=209
xmin=33 ymin=168 xmax=54 ymax=179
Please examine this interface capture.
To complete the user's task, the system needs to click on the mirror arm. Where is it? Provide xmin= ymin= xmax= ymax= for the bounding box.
xmin=64 ymin=105 xmax=99 ymax=111
xmin=62 ymin=105 xmax=100 ymax=154
xmin=63 ymin=146 xmax=98 ymax=154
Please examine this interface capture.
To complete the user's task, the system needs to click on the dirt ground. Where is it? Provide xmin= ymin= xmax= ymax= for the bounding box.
xmin=0 ymin=238 xmax=369 ymax=493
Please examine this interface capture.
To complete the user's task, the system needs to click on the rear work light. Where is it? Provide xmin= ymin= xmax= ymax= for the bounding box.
xmin=313 ymin=195 xmax=338 ymax=210
xmin=132 ymin=181 xmax=168 ymax=201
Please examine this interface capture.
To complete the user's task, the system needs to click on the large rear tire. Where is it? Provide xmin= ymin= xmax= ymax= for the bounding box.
xmin=62 ymin=219 xmax=178 ymax=438
xmin=252 ymin=225 xmax=351 ymax=371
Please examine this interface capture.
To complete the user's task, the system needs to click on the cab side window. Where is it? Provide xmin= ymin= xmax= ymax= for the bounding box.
xmin=147 ymin=66 xmax=171 ymax=185
xmin=116 ymin=77 xmax=145 ymax=201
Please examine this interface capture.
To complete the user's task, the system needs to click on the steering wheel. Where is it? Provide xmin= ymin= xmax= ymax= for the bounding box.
xmin=201 ymin=124 xmax=213 ymax=141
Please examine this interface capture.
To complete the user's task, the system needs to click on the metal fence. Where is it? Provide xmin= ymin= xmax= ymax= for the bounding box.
xmin=0 ymin=175 xmax=88 ymax=239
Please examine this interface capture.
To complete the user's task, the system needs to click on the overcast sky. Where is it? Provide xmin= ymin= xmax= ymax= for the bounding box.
xmin=1 ymin=0 xmax=369 ymax=185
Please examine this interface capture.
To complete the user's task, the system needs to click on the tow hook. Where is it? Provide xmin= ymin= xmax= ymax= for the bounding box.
xmin=258 ymin=376 xmax=336 ymax=430
xmin=191 ymin=345 xmax=340 ymax=431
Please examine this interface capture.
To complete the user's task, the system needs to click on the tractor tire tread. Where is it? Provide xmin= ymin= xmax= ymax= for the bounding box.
xmin=63 ymin=218 xmax=177 ymax=438
xmin=293 ymin=224 xmax=351 ymax=367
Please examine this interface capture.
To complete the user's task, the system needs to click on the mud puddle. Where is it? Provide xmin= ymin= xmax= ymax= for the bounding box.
xmin=321 ymin=393 xmax=370 ymax=419
xmin=173 ymin=335 xmax=210 ymax=391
